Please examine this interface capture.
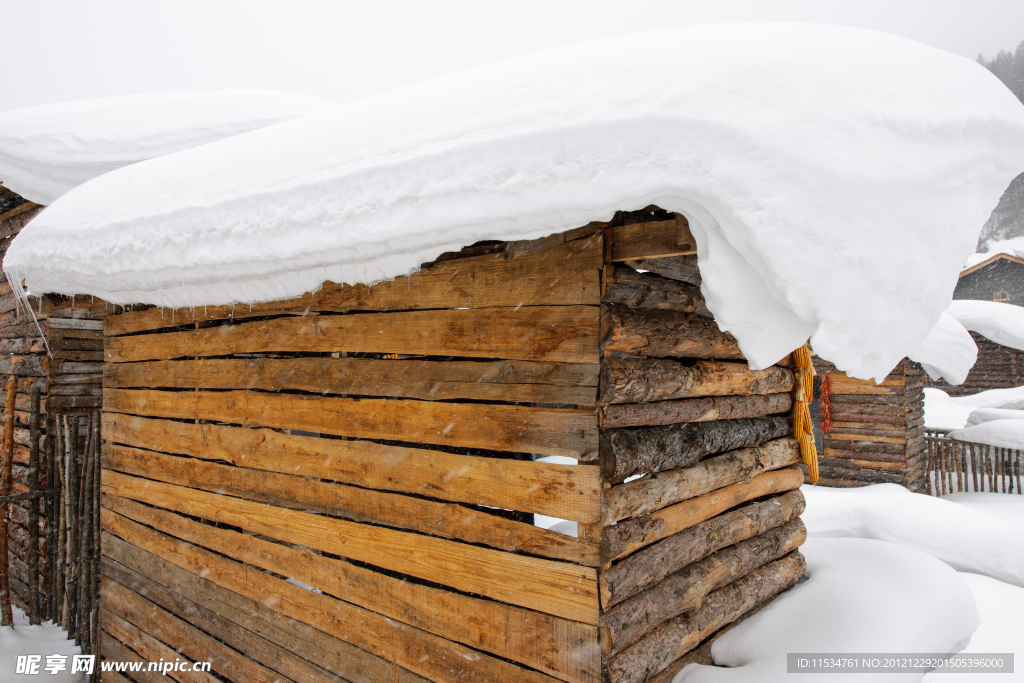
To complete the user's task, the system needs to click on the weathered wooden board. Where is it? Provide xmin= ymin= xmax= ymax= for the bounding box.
xmin=103 ymin=389 xmax=599 ymax=459
xmin=104 ymin=236 xmax=603 ymax=336
xmin=104 ymin=443 xmax=594 ymax=562
xmin=104 ymin=356 xmax=599 ymax=405
xmin=102 ymin=413 xmax=600 ymax=528
xmin=102 ymin=546 xmax=429 ymax=683
xmin=604 ymin=467 xmax=804 ymax=561
xmin=609 ymin=218 xmax=696 ymax=262
xmin=101 ymin=508 xmax=586 ymax=683
xmin=601 ymin=393 xmax=792 ymax=429
xmin=105 ymin=306 xmax=600 ymax=364
xmin=102 ymin=474 xmax=599 ymax=625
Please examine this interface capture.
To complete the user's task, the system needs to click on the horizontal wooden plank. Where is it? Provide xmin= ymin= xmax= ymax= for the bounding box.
xmin=604 ymin=467 xmax=804 ymax=561
xmin=104 ymin=443 xmax=595 ymax=562
xmin=101 ymin=546 xmax=429 ymax=683
xmin=103 ymin=413 xmax=601 ymax=528
xmin=826 ymin=433 xmax=906 ymax=445
xmin=105 ymin=235 xmax=603 ymax=336
xmin=47 ymin=395 xmax=101 ymax=410
xmin=100 ymin=629 xmax=167 ymax=683
xmin=601 ymin=306 xmax=742 ymax=360
xmin=104 ymin=356 xmax=598 ymax=405
xmin=104 ymin=388 xmax=598 ymax=459
xmin=105 ymin=305 xmax=600 ymax=364
xmin=100 ymin=608 xmax=220 ymax=683
xmin=52 ymin=360 xmax=104 ymax=375
xmin=610 ymin=218 xmax=696 ymax=262
xmin=599 ymin=359 xmax=792 ymax=405
xmin=102 ymin=503 xmax=592 ymax=683
xmin=102 ymin=472 xmax=599 ymax=625
xmin=601 ymin=393 xmax=792 ymax=429
xmin=0 ymin=354 xmax=45 ymax=377
xmin=48 ymin=317 xmax=104 ymax=330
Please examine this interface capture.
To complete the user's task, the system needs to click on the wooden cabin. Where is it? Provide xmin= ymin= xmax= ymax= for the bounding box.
xmin=954 ymin=253 xmax=1024 ymax=307
xmin=94 ymin=208 xmax=810 ymax=683
xmin=925 ymin=331 xmax=1024 ymax=397
xmin=1 ymin=186 xmax=107 ymax=629
xmin=809 ymin=358 xmax=927 ymax=492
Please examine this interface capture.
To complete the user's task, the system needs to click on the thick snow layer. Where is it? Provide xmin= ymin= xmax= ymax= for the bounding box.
xmin=942 ymin=491 xmax=1024 ymax=523
xmin=674 ymin=537 xmax=978 ymax=683
xmin=925 ymin=573 xmax=1024 ymax=683
xmin=947 ymin=419 xmax=1024 ymax=450
xmin=947 ymin=299 xmax=1024 ymax=352
xmin=965 ymin=237 xmax=1024 ymax=268
xmin=5 ymin=25 xmax=1024 ymax=379
xmin=800 ymin=483 xmax=1024 ymax=587
xmin=908 ymin=313 xmax=978 ymax=385
xmin=966 ymin=407 xmax=1024 ymax=426
xmin=924 ymin=385 xmax=1024 ymax=429
xmin=0 ymin=91 xmax=334 ymax=204
xmin=0 ymin=607 xmax=85 ymax=681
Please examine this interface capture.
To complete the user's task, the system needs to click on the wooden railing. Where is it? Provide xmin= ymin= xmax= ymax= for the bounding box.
xmin=924 ymin=429 xmax=1022 ymax=496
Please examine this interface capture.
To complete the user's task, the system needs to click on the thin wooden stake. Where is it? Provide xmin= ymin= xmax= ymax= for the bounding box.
xmin=89 ymin=411 xmax=101 ymax=655
xmin=971 ymin=444 xmax=979 ymax=493
xmin=45 ymin=416 xmax=56 ymax=622
xmin=0 ymin=374 xmax=16 ymax=627
xmin=28 ymin=387 xmax=40 ymax=625
xmin=69 ymin=417 xmax=81 ymax=643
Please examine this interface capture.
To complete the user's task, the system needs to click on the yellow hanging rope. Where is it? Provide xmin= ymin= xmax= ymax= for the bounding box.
xmin=792 ymin=342 xmax=819 ymax=484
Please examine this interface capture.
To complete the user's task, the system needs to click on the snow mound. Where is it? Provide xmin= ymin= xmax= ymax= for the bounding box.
xmin=966 ymin=407 xmax=1024 ymax=426
xmin=6 ymin=24 xmax=1024 ymax=379
xmin=923 ymin=388 xmax=974 ymax=430
xmin=0 ymin=90 xmax=334 ymax=204
xmin=925 ymin=573 xmax=1024 ymax=683
xmin=674 ymin=537 xmax=978 ymax=683
xmin=947 ymin=300 xmax=1024 ymax=352
xmin=941 ymin=492 xmax=1024 ymax=524
xmin=0 ymin=607 xmax=85 ymax=681
xmin=908 ymin=313 xmax=978 ymax=385
xmin=947 ymin=419 xmax=1024 ymax=450
xmin=965 ymin=237 xmax=1024 ymax=268
xmin=801 ymin=483 xmax=1024 ymax=587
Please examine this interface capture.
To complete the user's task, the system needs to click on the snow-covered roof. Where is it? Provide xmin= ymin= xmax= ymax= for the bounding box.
xmin=0 ymin=90 xmax=334 ymax=204
xmin=5 ymin=23 xmax=1024 ymax=381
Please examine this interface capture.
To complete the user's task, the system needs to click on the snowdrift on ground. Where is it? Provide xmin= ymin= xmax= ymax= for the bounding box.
xmin=942 ymin=491 xmax=1024 ymax=523
xmin=0 ymin=91 xmax=334 ymax=204
xmin=0 ymin=607 xmax=85 ymax=682
xmin=924 ymin=385 xmax=1024 ymax=429
xmin=966 ymin=407 xmax=1024 ymax=426
xmin=6 ymin=24 xmax=1024 ymax=379
xmin=947 ymin=299 xmax=1024 ymax=352
xmin=801 ymin=483 xmax=1024 ymax=587
xmin=947 ymin=419 xmax=1024 ymax=450
xmin=908 ymin=313 xmax=978 ymax=385
xmin=674 ymin=537 xmax=978 ymax=683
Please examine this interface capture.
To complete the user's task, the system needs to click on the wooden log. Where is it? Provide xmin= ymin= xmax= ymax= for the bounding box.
xmin=603 ymin=437 xmax=801 ymax=524
xmin=26 ymin=388 xmax=39 ymax=625
xmin=104 ymin=356 xmax=599 ymax=405
xmin=104 ymin=234 xmax=603 ymax=335
xmin=104 ymin=388 xmax=599 ymax=460
xmin=826 ymin=432 xmax=905 ymax=445
xmin=46 ymin=416 xmax=57 ymax=622
xmin=102 ymin=472 xmax=599 ymax=625
xmin=101 ymin=548 xmax=431 ymax=683
xmin=104 ymin=443 xmax=594 ymax=564
xmin=604 ymin=552 xmax=806 ymax=683
xmin=65 ymin=416 xmax=79 ymax=641
xmin=600 ymin=416 xmax=791 ymax=483
xmin=103 ymin=413 xmax=601 ymax=529
xmin=610 ymin=217 xmax=695 ymax=262
xmin=603 ymin=268 xmax=710 ymax=317
xmin=602 ymin=521 xmax=806 ymax=655
xmin=600 ymin=358 xmax=792 ymax=405
xmin=602 ymin=306 xmax=742 ymax=360
xmin=0 ymin=374 xmax=14 ymax=626
xmin=602 ymin=392 xmax=792 ymax=429
xmin=604 ymin=467 xmax=804 ymax=561
xmin=106 ymin=305 xmax=600 ymax=364
xmin=100 ymin=512 xmax=578 ymax=683
xmin=0 ymin=354 xmax=45 ymax=377
xmin=823 ymin=448 xmax=904 ymax=463
xmin=0 ymin=338 xmax=46 ymax=355
xmin=624 ymin=256 xmax=701 ymax=286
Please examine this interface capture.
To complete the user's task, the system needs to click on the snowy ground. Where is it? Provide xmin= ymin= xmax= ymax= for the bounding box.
xmin=675 ymin=484 xmax=1024 ymax=682
xmin=0 ymin=607 xmax=84 ymax=681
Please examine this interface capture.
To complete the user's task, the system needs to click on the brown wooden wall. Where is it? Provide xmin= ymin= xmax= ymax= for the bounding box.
xmin=1 ymin=189 xmax=108 ymax=614
xmin=97 ymin=209 xmax=806 ymax=683
xmin=927 ymin=332 xmax=1024 ymax=396
xmin=811 ymin=358 xmax=926 ymax=492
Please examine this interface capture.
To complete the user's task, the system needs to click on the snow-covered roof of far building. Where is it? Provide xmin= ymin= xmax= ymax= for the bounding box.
xmin=0 ymin=90 xmax=334 ymax=204
xmin=5 ymin=23 xmax=1024 ymax=381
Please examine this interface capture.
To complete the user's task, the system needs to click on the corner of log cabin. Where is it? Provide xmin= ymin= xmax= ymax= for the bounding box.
xmin=89 ymin=209 xmax=808 ymax=683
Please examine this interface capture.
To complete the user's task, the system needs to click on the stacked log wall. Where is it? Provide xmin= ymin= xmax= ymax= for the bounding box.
xmin=811 ymin=358 xmax=926 ymax=492
xmin=596 ymin=244 xmax=806 ymax=682
xmin=1 ymin=187 xmax=109 ymax=616
xmin=927 ymin=332 xmax=1024 ymax=396
xmin=99 ymin=228 xmax=608 ymax=683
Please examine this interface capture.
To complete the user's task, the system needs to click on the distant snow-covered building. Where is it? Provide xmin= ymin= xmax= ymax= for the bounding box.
xmin=955 ymin=253 xmax=1024 ymax=307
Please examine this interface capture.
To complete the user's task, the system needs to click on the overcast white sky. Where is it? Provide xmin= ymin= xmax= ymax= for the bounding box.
xmin=2 ymin=0 xmax=1023 ymax=113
